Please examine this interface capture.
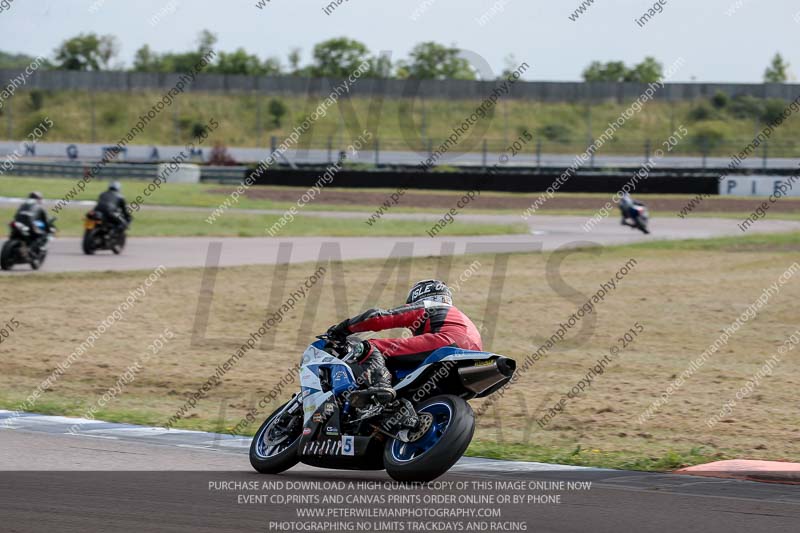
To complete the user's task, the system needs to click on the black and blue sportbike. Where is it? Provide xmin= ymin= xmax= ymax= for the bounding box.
xmin=1 ymin=218 xmax=56 ymax=271
xmin=250 ymin=334 xmax=516 ymax=482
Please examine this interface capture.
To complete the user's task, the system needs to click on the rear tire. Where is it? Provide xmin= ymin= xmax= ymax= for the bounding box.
xmin=82 ymin=230 xmax=96 ymax=255
xmin=249 ymin=400 xmax=302 ymax=474
xmin=1 ymin=240 xmax=17 ymax=270
xmin=384 ymin=395 xmax=475 ymax=482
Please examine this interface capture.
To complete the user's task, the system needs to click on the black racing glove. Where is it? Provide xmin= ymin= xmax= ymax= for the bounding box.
xmin=326 ymin=320 xmax=350 ymax=341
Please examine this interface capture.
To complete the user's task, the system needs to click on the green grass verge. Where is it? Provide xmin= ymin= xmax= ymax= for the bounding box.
xmin=0 ymin=390 xmax=727 ymax=471
xmin=1 ymin=175 xmax=292 ymax=211
xmin=466 ymin=441 xmax=727 ymax=471
xmin=1 ymin=175 xmax=564 ymax=215
xmin=0 ymin=207 xmax=526 ymax=238
xmin=4 ymin=175 xmax=513 ymax=215
xmin=0 ymin=391 xmax=211 ymax=432
xmin=621 ymin=230 xmax=800 ymax=252
xmin=7 ymin=175 xmax=800 ymax=221
xmin=0 ymin=387 xmax=728 ymax=471
xmin=527 ymin=208 xmax=800 ymax=221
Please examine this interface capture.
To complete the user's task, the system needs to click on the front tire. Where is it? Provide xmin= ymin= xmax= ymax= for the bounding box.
xmin=249 ymin=399 xmax=303 ymax=474
xmin=384 ymin=395 xmax=475 ymax=482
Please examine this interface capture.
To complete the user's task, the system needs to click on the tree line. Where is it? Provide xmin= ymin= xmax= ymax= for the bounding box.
xmin=1 ymin=30 xmax=480 ymax=81
xmin=0 ymin=30 xmax=791 ymax=83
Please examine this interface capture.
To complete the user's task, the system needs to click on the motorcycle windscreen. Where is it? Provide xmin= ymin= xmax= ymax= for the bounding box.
xmin=299 ymin=343 xmax=357 ymax=424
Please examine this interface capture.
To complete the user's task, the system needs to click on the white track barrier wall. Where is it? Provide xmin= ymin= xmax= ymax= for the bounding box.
xmin=719 ymin=176 xmax=800 ymax=197
xmin=160 ymin=163 xmax=200 ymax=183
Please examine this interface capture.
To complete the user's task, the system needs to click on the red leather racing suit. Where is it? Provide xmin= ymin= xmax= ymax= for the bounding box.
xmin=338 ymin=301 xmax=483 ymax=366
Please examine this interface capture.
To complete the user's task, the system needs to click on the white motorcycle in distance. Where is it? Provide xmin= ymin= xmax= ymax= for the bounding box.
xmin=619 ymin=195 xmax=650 ymax=235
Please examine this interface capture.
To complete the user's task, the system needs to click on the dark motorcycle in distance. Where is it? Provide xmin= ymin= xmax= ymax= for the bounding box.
xmin=82 ymin=210 xmax=127 ymax=255
xmin=1 ymin=218 xmax=57 ymax=271
xmin=250 ymin=334 xmax=516 ymax=482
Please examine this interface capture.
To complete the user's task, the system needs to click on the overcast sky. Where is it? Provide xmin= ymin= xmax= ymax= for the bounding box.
xmin=1 ymin=0 xmax=798 ymax=83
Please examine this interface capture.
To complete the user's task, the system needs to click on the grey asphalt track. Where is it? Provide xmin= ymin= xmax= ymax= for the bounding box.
xmin=2 ymin=412 xmax=800 ymax=533
xmin=2 ymin=213 xmax=799 ymax=274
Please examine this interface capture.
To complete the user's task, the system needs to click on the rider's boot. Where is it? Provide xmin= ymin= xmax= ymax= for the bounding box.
xmin=349 ymin=349 xmax=421 ymax=434
xmin=351 ymin=349 xmax=395 ymax=405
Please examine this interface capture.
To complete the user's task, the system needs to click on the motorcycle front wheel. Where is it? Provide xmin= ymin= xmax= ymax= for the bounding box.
xmin=384 ymin=394 xmax=475 ymax=482
xmin=249 ymin=399 xmax=303 ymax=474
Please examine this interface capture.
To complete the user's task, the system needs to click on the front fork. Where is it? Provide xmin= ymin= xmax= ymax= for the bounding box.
xmin=281 ymin=393 xmax=302 ymax=419
xmin=265 ymin=394 xmax=302 ymax=443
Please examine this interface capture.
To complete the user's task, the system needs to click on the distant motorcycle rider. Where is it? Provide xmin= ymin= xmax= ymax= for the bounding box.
xmin=94 ymin=181 xmax=131 ymax=231
xmin=618 ymin=193 xmax=644 ymax=228
xmin=326 ymin=280 xmax=483 ymax=435
xmin=13 ymin=192 xmax=52 ymax=248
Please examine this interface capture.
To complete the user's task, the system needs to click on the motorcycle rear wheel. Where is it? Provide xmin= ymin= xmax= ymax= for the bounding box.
xmin=1 ymin=240 xmax=18 ymax=270
xmin=111 ymin=232 xmax=126 ymax=254
xmin=384 ymin=395 xmax=475 ymax=482
xmin=82 ymin=229 xmax=97 ymax=255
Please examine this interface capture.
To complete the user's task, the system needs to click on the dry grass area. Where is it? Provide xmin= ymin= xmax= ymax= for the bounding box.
xmin=1 ymin=244 xmax=799 ymax=468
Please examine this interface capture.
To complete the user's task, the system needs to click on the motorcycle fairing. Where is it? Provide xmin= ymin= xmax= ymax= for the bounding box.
xmin=298 ymin=341 xmax=363 ymax=458
xmin=393 ymin=347 xmax=497 ymax=392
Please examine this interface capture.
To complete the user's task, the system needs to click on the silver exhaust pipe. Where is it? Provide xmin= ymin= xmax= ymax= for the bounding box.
xmin=457 ymin=357 xmax=516 ymax=395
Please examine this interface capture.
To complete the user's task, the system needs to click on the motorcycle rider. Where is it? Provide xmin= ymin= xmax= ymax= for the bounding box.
xmin=618 ymin=192 xmax=645 ymax=228
xmin=94 ymin=181 xmax=131 ymax=232
xmin=326 ymin=280 xmax=483 ymax=435
xmin=13 ymin=192 xmax=52 ymax=249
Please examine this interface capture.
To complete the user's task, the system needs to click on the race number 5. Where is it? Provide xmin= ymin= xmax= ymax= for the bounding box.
xmin=342 ymin=435 xmax=355 ymax=456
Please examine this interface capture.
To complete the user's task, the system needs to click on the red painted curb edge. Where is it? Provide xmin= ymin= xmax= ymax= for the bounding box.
xmin=674 ymin=459 xmax=800 ymax=485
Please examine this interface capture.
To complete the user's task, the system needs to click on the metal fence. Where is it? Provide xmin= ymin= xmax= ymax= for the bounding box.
xmin=327 ymin=137 xmax=800 ymax=168
xmin=7 ymin=136 xmax=797 ymax=172
xmin=3 ymin=69 xmax=800 ymax=102
xmin=8 ymin=161 xmax=246 ymax=183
